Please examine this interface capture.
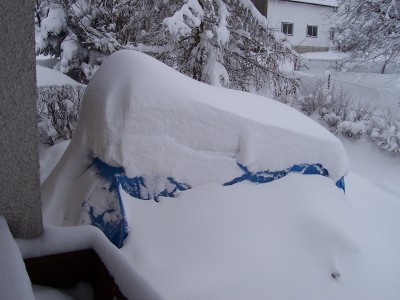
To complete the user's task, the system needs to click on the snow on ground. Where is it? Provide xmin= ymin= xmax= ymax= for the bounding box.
xmin=339 ymin=136 xmax=400 ymax=198
xmin=36 ymin=50 xmax=400 ymax=299
xmin=120 ymin=172 xmax=400 ymax=300
xmin=38 ymin=134 xmax=400 ymax=299
xmin=39 ymin=140 xmax=70 ymax=184
xmin=299 ymin=52 xmax=400 ymax=196
xmin=36 ymin=65 xmax=84 ymax=87
xmin=36 ymin=55 xmax=59 ymax=69
xmin=301 ymin=51 xmax=349 ymax=61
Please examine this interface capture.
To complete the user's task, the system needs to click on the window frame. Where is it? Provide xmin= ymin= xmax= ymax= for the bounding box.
xmin=281 ymin=22 xmax=294 ymax=36
xmin=306 ymin=25 xmax=318 ymax=38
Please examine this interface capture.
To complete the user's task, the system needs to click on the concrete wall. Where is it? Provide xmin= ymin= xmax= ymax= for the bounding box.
xmin=0 ymin=1 xmax=43 ymax=238
xmin=267 ymin=0 xmax=336 ymax=51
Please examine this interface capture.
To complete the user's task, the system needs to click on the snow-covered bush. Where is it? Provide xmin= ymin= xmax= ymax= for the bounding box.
xmin=296 ymin=78 xmax=400 ymax=154
xmin=37 ymin=84 xmax=85 ymax=146
xmin=336 ymin=120 xmax=369 ymax=138
xmin=370 ymin=117 xmax=400 ymax=154
xmin=296 ymin=78 xmax=373 ymax=124
xmin=35 ymin=0 xmax=298 ymax=95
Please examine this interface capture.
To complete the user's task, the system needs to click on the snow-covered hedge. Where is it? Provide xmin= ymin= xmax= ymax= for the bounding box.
xmin=37 ymin=84 xmax=85 ymax=146
xmin=296 ymin=79 xmax=400 ymax=154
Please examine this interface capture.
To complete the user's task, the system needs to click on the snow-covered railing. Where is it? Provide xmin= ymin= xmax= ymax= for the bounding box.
xmin=0 ymin=215 xmax=162 ymax=299
xmin=16 ymin=224 xmax=163 ymax=300
xmin=0 ymin=217 xmax=35 ymax=300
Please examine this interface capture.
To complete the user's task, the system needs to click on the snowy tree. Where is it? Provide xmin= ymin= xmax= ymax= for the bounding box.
xmin=333 ymin=0 xmax=400 ymax=73
xmin=36 ymin=0 xmax=298 ymax=96
xmin=157 ymin=0 xmax=298 ymax=95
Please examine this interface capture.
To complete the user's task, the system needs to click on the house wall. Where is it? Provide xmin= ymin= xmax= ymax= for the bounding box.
xmin=267 ymin=0 xmax=336 ymax=52
xmin=0 ymin=2 xmax=43 ymax=238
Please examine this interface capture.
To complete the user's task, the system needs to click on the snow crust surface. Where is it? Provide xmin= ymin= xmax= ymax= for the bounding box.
xmin=41 ymin=50 xmax=348 ymax=227
xmin=120 ymin=173 xmax=400 ymax=300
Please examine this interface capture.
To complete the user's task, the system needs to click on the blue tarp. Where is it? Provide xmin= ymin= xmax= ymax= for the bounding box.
xmin=86 ymin=157 xmax=345 ymax=248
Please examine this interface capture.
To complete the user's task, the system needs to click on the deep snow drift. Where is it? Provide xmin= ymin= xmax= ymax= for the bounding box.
xmin=38 ymin=51 xmax=400 ymax=299
xmin=41 ymin=50 xmax=347 ymax=244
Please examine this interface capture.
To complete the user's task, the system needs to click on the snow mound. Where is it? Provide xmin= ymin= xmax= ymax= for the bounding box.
xmin=41 ymin=50 xmax=348 ymax=246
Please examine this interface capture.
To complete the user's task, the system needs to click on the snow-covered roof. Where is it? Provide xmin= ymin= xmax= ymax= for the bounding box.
xmin=286 ymin=0 xmax=339 ymax=7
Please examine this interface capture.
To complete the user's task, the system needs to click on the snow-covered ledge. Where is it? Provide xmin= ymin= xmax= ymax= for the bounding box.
xmin=0 ymin=217 xmax=35 ymax=300
xmin=6 ymin=218 xmax=162 ymax=300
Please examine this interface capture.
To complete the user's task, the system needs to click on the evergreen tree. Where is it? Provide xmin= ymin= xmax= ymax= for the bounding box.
xmin=36 ymin=0 xmax=298 ymax=96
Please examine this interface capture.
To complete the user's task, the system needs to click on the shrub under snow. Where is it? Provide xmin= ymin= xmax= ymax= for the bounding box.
xmin=296 ymin=78 xmax=400 ymax=154
xmin=37 ymin=84 xmax=86 ymax=146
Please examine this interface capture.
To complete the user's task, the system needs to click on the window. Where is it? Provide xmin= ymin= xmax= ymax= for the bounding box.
xmin=307 ymin=25 xmax=318 ymax=38
xmin=282 ymin=22 xmax=294 ymax=36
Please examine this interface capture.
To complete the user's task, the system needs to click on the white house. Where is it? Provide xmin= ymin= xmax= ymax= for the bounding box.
xmin=252 ymin=0 xmax=338 ymax=53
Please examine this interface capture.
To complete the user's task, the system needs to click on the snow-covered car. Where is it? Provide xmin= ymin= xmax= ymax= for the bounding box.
xmin=42 ymin=51 xmax=350 ymax=299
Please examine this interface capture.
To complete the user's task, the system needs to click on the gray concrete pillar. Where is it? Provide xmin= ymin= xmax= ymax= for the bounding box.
xmin=0 ymin=1 xmax=43 ymax=238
